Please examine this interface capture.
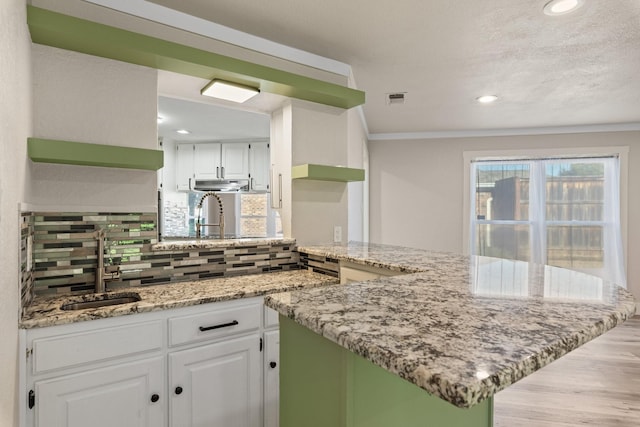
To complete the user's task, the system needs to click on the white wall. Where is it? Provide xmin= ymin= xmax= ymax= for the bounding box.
xmin=369 ymin=131 xmax=640 ymax=301
xmin=28 ymin=45 xmax=158 ymax=212
xmin=290 ymin=101 xmax=349 ymax=245
xmin=347 ymin=106 xmax=368 ymax=242
xmin=270 ymin=105 xmax=293 ymax=238
xmin=0 ymin=1 xmax=31 ymax=425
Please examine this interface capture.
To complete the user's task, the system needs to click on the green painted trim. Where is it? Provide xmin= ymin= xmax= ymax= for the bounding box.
xmin=280 ymin=316 xmax=493 ymax=427
xmin=27 ymin=6 xmax=365 ymax=109
xmin=291 ymin=164 xmax=365 ymax=182
xmin=28 ymin=138 xmax=164 ymax=171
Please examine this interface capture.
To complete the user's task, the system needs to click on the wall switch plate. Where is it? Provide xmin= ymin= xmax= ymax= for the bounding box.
xmin=333 ymin=226 xmax=342 ymax=243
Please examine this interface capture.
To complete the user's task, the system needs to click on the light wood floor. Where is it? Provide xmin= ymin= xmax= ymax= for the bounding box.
xmin=493 ymin=316 xmax=640 ymax=426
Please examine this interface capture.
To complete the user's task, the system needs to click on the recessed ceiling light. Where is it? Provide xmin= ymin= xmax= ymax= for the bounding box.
xmin=543 ymin=0 xmax=584 ymax=16
xmin=476 ymin=95 xmax=498 ymax=104
xmin=201 ymin=80 xmax=260 ymax=103
xmin=176 ymin=129 xmax=191 ymax=135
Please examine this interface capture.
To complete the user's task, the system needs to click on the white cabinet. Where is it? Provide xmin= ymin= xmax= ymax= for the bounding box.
xmin=263 ymin=306 xmax=280 ymax=427
xmin=249 ymin=142 xmax=270 ymax=192
xmin=221 ymin=142 xmax=250 ymax=180
xmin=176 ymin=143 xmax=195 ymax=191
xmin=23 ymin=318 xmax=165 ymax=427
xmin=175 ymin=142 xmax=250 ymax=191
xmin=169 ymin=335 xmax=261 ymax=427
xmin=194 ymin=143 xmax=222 ymax=180
xmin=339 ymin=261 xmax=405 ymax=284
xmin=263 ymin=330 xmax=280 ymax=427
xmin=35 ymin=357 xmax=164 ymax=427
xmin=22 ymin=297 xmax=278 ymax=427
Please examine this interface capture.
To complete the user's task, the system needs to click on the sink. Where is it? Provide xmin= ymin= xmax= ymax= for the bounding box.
xmin=60 ymin=293 xmax=141 ymax=311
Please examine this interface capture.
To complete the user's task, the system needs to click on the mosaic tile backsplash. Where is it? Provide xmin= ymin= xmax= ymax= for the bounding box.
xmin=23 ymin=212 xmax=300 ymax=300
xmin=20 ymin=213 xmax=34 ymax=308
xmin=299 ymin=252 xmax=339 ymax=278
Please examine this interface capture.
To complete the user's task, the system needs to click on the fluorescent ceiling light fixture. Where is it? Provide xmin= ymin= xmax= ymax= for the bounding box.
xmin=176 ymin=129 xmax=191 ymax=135
xmin=543 ymin=0 xmax=584 ymax=16
xmin=201 ymin=80 xmax=260 ymax=103
xmin=476 ymin=95 xmax=498 ymax=104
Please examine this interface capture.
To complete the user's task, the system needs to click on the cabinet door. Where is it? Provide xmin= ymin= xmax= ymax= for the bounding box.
xmin=263 ymin=330 xmax=280 ymax=427
xmin=35 ymin=357 xmax=164 ymax=427
xmin=170 ymin=334 xmax=261 ymax=427
xmin=194 ymin=143 xmax=222 ymax=180
xmin=176 ymin=143 xmax=194 ymax=191
xmin=339 ymin=266 xmax=382 ymax=284
xmin=339 ymin=262 xmax=404 ymax=284
xmin=249 ymin=142 xmax=270 ymax=192
xmin=221 ymin=143 xmax=249 ymax=180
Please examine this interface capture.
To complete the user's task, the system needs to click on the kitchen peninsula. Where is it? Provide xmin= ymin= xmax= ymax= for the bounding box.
xmin=265 ymin=242 xmax=636 ymax=427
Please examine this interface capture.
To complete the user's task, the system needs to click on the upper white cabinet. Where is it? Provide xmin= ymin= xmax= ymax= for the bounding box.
xmin=221 ymin=142 xmax=250 ymax=180
xmin=194 ymin=143 xmax=222 ymax=181
xmin=175 ymin=143 xmax=195 ymax=191
xmin=249 ymin=142 xmax=270 ymax=192
xmin=175 ymin=142 xmax=251 ymax=191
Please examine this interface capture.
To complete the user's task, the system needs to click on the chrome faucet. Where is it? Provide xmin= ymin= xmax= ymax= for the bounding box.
xmin=95 ymin=229 xmax=121 ymax=293
xmin=195 ymin=192 xmax=225 ymax=239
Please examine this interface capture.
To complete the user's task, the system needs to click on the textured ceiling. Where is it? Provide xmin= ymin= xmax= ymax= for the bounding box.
xmin=149 ymin=0 xmax=640 ymax=134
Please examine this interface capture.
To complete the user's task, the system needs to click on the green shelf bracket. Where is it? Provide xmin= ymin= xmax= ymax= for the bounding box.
xmin=292 ymin=164 xmax=365 ymax=182
xmin=27 ymin=6 xmax=365 ymax=109
xmin=28 ymin=138 xmax=164 ymax=171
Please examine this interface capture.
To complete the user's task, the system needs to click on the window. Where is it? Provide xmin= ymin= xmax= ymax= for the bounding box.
xmin=469 ymin=155 xmax=626 ymax=287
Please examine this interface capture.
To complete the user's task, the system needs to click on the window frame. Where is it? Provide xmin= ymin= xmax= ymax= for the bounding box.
xmin=463 ymin=146 xmax=629 ymax=275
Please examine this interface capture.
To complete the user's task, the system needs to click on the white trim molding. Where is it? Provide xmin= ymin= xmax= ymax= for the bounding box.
xmin=370 ymin=122 xmax=640 ymax=141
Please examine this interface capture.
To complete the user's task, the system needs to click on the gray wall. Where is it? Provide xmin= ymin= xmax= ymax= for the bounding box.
xmin=0 ymin=2 xmax=31 ymax=425
xmin=369 ymin=131 xmax=640 ymax=303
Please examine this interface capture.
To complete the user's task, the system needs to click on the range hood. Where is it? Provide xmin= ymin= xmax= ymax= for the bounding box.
xmin=192 ymin=179 xmax=249 ymax=192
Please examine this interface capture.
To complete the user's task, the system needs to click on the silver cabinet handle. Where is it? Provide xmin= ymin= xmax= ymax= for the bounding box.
xmin=221 ymin=166 xmax=225 ymax=178
xmin=216 ymin=166 xmax=220 ymax=178
xmin=270 ymin=167 xmax=277 ymax=208
xmin=278 ymin=173 xmax=282 ymax=207
xmin=250 ymin=177 xmax=254 ymax=191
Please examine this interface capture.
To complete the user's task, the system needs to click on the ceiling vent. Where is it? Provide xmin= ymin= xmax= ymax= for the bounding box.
xmin=386 ymin=92 xmax=406 ymax=105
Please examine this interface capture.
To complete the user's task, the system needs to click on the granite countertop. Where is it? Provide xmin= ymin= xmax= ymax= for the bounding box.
xmin=266 ymin=242 xmax=637 ymax=408
xmin=299 ymin=241 xmax=463 ymax=273
xmin=152 ymin=237 xmax=296 ymax=251
xmin=22 ymin=270 xmax=338 ymax=329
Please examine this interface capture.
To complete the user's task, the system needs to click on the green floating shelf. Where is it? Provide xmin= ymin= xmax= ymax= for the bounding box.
xmin=292 ymin=164 xmax=365 ymax=182
xmin=27 ymin=6 xmax=365 ymax=110
xmin=28 ymin=138 xmax=164 ymax=171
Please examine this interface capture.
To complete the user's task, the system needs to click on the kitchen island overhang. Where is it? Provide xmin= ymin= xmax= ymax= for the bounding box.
xmin=265 ymin=243 xmax=636 ymax=427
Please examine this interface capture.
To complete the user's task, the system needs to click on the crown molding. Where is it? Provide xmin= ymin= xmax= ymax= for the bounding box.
xmin=368 ymin=122 xmax=640 ymax=141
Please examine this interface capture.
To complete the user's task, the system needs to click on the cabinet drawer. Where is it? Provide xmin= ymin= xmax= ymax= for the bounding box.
xmin=169 ymin=303 xmax=261 ymax=347
xmin=32 ymin=320 xmax=163 ymax=375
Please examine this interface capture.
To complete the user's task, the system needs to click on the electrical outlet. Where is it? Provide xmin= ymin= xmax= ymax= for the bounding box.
xmin=333 ymin=226 xmax=342 ymax=243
